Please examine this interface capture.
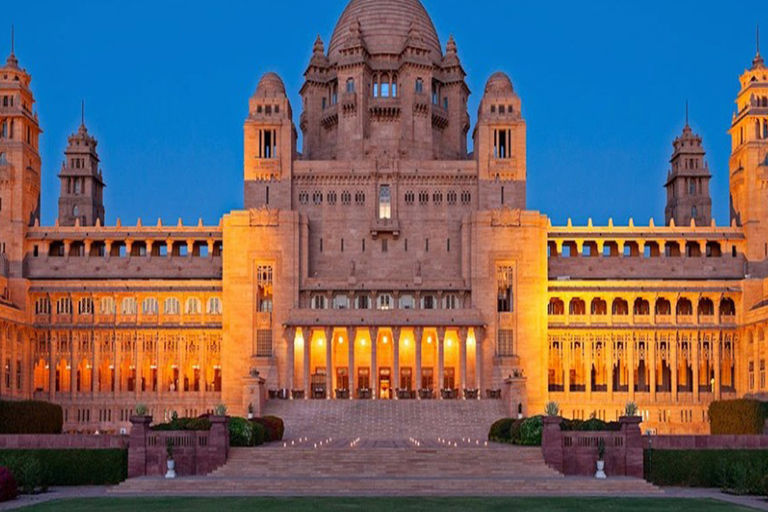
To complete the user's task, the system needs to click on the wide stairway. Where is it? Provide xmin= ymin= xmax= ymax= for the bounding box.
xmin=112 ymin=400 xmax=661 ymax=497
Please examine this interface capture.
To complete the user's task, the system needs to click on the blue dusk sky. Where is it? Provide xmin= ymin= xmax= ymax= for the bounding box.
xmin=5 ymin=0 xmax=768 ymax=227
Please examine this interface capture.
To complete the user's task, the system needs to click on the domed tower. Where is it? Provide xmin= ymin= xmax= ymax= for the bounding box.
xmin=244 ymin=72 xmax=296 ymax=210
xmin=0 ymin=38 xmax=42 ymax=291
xmin=300 ymin=0 xmax=470 ymax=161
xmin=474 ymin=72 xmax=527 ymax=209
xmin=664 ymin=118 xmax=711 ymax=227
xmin=729 ymin=32 xmax=768 ymax=262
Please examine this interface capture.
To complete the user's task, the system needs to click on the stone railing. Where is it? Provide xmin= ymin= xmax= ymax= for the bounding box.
xmin=643 ymin=434 xmax=768 ymax=450
xmin=541 ymin=416 xmax=643 ymax=478
xmin=0 ymin=434 xmax=127 ymax=450
xmin=127 ymin=415 xmax=229 ymax=478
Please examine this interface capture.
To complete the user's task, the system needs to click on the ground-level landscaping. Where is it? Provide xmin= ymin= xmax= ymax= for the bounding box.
xmin=20 ymin=497 xmax=755 ymax=511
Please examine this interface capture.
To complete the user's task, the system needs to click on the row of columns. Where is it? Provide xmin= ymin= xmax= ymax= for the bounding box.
xmin=284 ymin=326 xmax=483 ymax=398
xmin=552 ymin=331 xmax=735 ymax=403
xmin=43 ymin=238 xmax=221 ymax=259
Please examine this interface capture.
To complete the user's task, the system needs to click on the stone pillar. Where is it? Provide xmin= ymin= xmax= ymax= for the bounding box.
xmin=415 ymin=327 xmax=423 ymax=395
xmin=620 ymin=416 xmax=643 ymax=478
xmin=70 ymin=331 xmax=77 ymax=398
xmin=370 ymin=327 xmax=378 ymax=399
xmin=392 ymin=327 xmax=401 ymax=391
xmin=242 ymin=372 xmax=266 ymax=417
xmin=585 ymin=335 xmax=593 ymax=401
xmin=285 ymin=327 xmax=295 ymax=392
xmin=693 ymin=333 xmax=700 ymax=402
xmin=325 ymin=327 xmax=333 ymax=398
xmin=628 ymin=335 xmax=636 ymax=401
xmin=541 ymin=416 xmax=564 ymax=473
xmin=49 ymin=331 xmax=56 ymax=401
xmin=348 ymin=327 xmax=355 ymax=398
xmin=437 ymin=327 xmax=446 ymax=393
xmin=128 ymin=415 xmax=152 ymax=478
xmin=459 ymin=327 xmax=468 ymax=393
xmin=303 ymin=329 xmax=311 ymax=398
xmin=208 ymin=415 xmax=230 ymax=473
xmin=650 ymin=335 xmax=657 ymax=401
xmin=714 ymin=332 xmax=722 ymax=400
xmin=564 ymin=336 xmax=571 ymax=399
xmin=607 ymin=335 xmax=614 ymax=401
xmin=671 ymin=334 xmax=679 ymax=401
xmin=475 ymin=328 xmax=484 ymax=395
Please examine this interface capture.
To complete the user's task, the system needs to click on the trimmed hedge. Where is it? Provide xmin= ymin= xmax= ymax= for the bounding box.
xmin=228 ymin=418 xmax=254 ymax=447
xmin=560 ymin=418 xmax=621 ymax=432
xmin=644 ymin=449 xmax=768 ymax=489
xmin=0 ymin=450 xmax=127 ymax=487
xmin=251 ymin=417 xmax=283 ymax=442
xmin=151 ymin=418 xmax=211 ymax=431
xmin=488 ymin=418 xmax=515 ymax=442
xmin=709 ymin=399 xmax=768 ymax=435
xmin=488 ymin=417 xmax=542 ymax=446
xmin=0 ymin=401 xmax=63 ymax=434
xmin=251 ymin=422 xmax=266 ymax=447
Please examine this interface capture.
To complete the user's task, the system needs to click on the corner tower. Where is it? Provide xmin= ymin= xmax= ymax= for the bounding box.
xmin=664 ymin=119 xmax=711 ymax=226
xmin=57 ymin=118 xmax=105 ymax=226
xmin=0 ymin=40 xmax=42 ymax=288
xmin=474 ymin=72 xmax=527 ymax=209
xmin=729 ymin=35 xmax=768 ymax=262
xmin=243 ymin=72 xmax=296 ymax=210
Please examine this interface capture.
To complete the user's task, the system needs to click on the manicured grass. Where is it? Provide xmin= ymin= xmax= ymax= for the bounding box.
xmin=21 ymin=497 xmax=753 ymax=512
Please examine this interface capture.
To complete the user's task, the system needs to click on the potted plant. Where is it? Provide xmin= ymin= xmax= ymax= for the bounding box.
xmin=595 ymin=438 xmax=606 ymax=479
xmin=135 ymin=403 xmax=148 ymax=417
xmin=544 ymin=401 xmax=560 ymax=417
xmin=624 ymin=401 xmax=639 ymax=417
xmin=214 ymin=404 xmax=228 ymax=416
xmin=165 ymin=439 xmax=176 ymax=479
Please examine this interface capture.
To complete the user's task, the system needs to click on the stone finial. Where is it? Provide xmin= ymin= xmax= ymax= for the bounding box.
xmin=628 ymin=218 xmax=634 ymax=227
xmin=156 ymin=218 xmax=162 ymax=227
xmin=116 ymin=218 xmax=122 ymax=227
xmin=566 ymin=218 xmax=572 ymax=228
xmin=649 ymin=218 xmax=655 ymax=228
xmin=136 ymin=218 xmax=142 ymax=227
xmin=177 ymin=218 xmax=183 ymax=227
xmin=608 ymin=218 xmax=614 ymax=228
xmin=313 ymin=35 xmax=325 ymax=55
xmin=587 ymin=218 xmax=593 ymax=228
xmin=197 ymin=218 xmax=203 ymax=228
xmin=446 ymin=35 xmax=457 ymax=55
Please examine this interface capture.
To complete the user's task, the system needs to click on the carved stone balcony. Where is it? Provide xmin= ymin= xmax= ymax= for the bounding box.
xmin=370 ymin=218 xmax=401 ymax=238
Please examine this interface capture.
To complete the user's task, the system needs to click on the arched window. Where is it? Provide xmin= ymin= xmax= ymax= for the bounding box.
xmin=698 ymin=298 xmax=714 ymax=316
xmin=569 ymin=298 xmax=586 ymax=315
xmin=720 ymin=298 xmax=736 ymax=317
xmin=377 ymin=293 xmax=393 ymax=310
xmin=311 ymin=295 xmax=326 ymax=310
xmin=207 ymin=297 xmax=222 ymax=315
xmin=185 ymin=298 xmax=201 ymax=315
xmin=121 ymin=297 xmax=137 ymax=315
xmin=164 ymin=297 xmax=180 ymax=315
xmin=421 ymin=295 xmax=436 ymax=310
xmin=100 ymin=297 xmax=115 ymax=315
xmin=633 ymin=298 xmax=650 ymax=316
xmin=676 ymin=298 xmax=693 ymax=316
xmin=78 ymin=298 xmax=94 ymax=315
xmin=355 ymin=294 xmax=370 ymax=310
xmin=346 ymin=78 xmax=355 ymax=93
xmin=655 ymin=298 xmax=671 ymax=316
xmin=548 ymin=298 xmax=564 ymax=315
xmin=611 ymin=298 xmax=629 ymax=315
xmin=590 ymin=298 xmax=607 ymax=315
xmin=142 ymin=297 xmax=159 ymax=315
xmin=415 ymin=78 xmax=424 ymax=93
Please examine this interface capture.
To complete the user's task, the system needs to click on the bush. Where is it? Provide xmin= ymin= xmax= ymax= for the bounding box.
xmin=560 ymin=417 xmax=622 ymax=432
xmin=509 ymin=419 xmax=524 ymax=445
xmin=0 ymin=401 xmax=63 ymax=434
xmin=251 ymin=422 xmax=266 ymax=447
xmin=645 ymin=449 xmax=768 ymax=489
xmin=151 ymin=417 xmax=211 ymax=431
xmin=488 ymin=418 xmax=515 ymax=442
xmin=0 ymin=467 xmax=17 ymax=502
xmin=228 ymin=417 xmax=254 ymax=447
xmin=709 ymin=399 xmax=768 ymax=435
xmin=0 ymin=450 xmax=127 ymax=487
xmin=251 ymin=416 xmax=285 ymax=442
xmin=518 ymin=416 xmax=543 ymax=446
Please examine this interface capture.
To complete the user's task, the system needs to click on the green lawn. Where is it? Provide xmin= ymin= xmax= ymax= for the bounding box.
xmin=20 ymin=498 xmax=754 ymax=512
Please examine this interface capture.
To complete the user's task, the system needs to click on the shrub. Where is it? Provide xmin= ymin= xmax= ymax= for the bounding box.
xmin=544 ymin=401 xmax=560 ymax=416
xmin=518 ymin=416 xmax=543 ymax=446
xmin=488 ymin=418 xmax=514 ymax=442
xmin=228 ymin=417 xmax=254 ymax=447
xmin=151 ymin=417 xmax=211 ymax=431
xmin=0 ymin=401 xmax=63 ymax=434
xmin=251 ymin=422 xmax=266 ymax=446
xmin=709 ymin=399 xmax=768 ymax=435
xmin=645 ymin=449 xmax=768 ymax=489
xmin=252 ymin=416 xmax=285 ymax=442
xmin=0 ymin=450 xmax=127 ymax=487
xmin=509 ymin=419 xmax=524 ymax=445
xmin=0 ymin=467 xmax=17 ymax=502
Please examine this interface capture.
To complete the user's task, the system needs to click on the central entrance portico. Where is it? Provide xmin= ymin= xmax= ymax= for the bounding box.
xmin=286 ymin=322 xmax=485 ymax=401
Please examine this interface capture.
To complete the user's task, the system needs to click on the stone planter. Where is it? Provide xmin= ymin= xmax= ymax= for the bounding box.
xmin=595 ymin=460 xmax=606 ymax=479
xmin=165 ymin=459 xmax=176 ymax=479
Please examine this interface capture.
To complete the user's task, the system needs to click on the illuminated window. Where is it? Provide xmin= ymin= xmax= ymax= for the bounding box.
xmin=379 ymin=185 xmax=391 ymax=220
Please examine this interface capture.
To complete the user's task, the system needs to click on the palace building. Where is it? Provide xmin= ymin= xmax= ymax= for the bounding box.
xmin=0 ymin=0 xmax=766 ymax=434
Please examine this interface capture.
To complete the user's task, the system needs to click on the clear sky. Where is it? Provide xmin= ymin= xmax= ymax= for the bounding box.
xmin=5 ymin=0 xmax=767 ymax=227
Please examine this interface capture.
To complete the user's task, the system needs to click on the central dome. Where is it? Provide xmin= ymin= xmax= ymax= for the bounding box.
xmin=328 ymin=0 xmax=442 ymax=63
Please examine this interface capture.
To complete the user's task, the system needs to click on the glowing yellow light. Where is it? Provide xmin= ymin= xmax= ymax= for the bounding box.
xmin=404 ymin=339 xmax=410 ymax=347
xmin=338 ymin=337 xmax=344 ymax=344
xmin=383 ymin=336 xmax=388 ymax=344
xmin=361 ymin=339 xmax=366 ymax=346
xmin=447 ymin=339 xmax=453 ymax=347
xmin=428 ymin=336 xmax=433 ymax=344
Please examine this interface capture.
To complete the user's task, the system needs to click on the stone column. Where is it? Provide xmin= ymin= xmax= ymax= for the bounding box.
xmin=650 ymin=335 xmax=657 ymax=401
xmin=285 ymin=327 xmax=295 ymax=392
xmin=475 ymin=328 xmax=484 ymax=395
xmin=628 ymin=335 xmax=636 ymax=401
xmin=620 ymin=416 xmax=644 ymax=478
xmin=692 ymin=333 xmax=700 ymax=402
xmin=348 ymin=327 xmax=355 ymax=398
xmin=671 ymin=334 xmax=679 ymax=401
xmin=303 ymin=329 xmax=311 ymax=398
xmin=564 ymin=336 xmax=571 ymax=399
xmin=585 ymin=335 xmax=593 ymax=401
xmin=437 ymin=327 xmax=446 ymax=393
xmin=415 ymin=327 xmax=423 ymax=395
xmin=49 ymin=331 xmax=56 ymax=400
xmin=70 ymin=331 xmax=77 ymax=398
xmin=714 ymin=332 xmax=722 ymax=400
xmin=325 ymin=327 xmax=333 ymax=398
xmin=128 ymin=415 xmax=152 ymax=478
xmin=541 ymin=416 xmax=564 ymax=473
xmin=392 ymin=327 xmax=401 ymax=391
xmin=370 ymin=327 xmax=378 ymax=399
xmin=459 ymin=327 xmax=468 ymax=393
xmin=607 ymin=335 xmax=614 ymax=401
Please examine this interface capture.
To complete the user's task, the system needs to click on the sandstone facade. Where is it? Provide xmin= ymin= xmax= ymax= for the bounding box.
xmin=0 ymin=0 xmax=766 ymax=435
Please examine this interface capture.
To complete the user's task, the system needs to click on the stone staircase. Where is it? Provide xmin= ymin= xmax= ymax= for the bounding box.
xmin=113 ymin=441 xmax=661 ymax=497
